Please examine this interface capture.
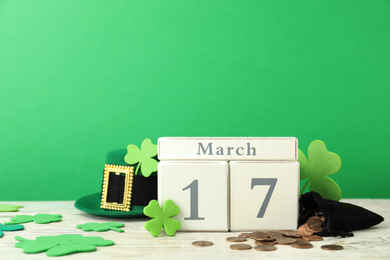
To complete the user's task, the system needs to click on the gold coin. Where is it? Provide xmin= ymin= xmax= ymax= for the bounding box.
xmin=249 ymin=232 xmax=269 ymax=240
xmin=276 ymin=237 xmax=296 ymax=245
xmin=230 ymin=244 xmax=252 ymax=250
xmin=307 ymin=216 xmax=324 ymax=233
xmin=239 ymin=233 xmax=251 ymax=238
xmin=291 ymin=242 xmax=313 ymax=249
xmin=255 ymin=240 xmax=276 ymax=246
xmin=226 ymin=237 xmax=247 ymax=242
xmin=255 ymin=245 xmax=277 ymax=251
xmin=192 ymin=241 xmax=214 ymax=247
xmin=297 ymin=223 xmax=314 ymax=236
xmin=302 ymin=235 xmax=323 ymax=241
xmin=283 ymin=231 xmax=301 ymax=238
xmin=321 ymin=245 xmax=344 ymax=251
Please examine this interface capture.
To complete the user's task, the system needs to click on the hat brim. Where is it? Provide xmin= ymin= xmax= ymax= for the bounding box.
xmin=74 ymin=193 xmax=146 ymax=218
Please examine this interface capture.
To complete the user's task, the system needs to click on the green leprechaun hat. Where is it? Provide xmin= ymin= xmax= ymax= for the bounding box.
xmin=74 ymin=139 xmax=158 ymax=218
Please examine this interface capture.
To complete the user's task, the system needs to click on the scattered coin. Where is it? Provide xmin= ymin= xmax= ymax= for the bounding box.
xmin=267 ymin=230 xmax=284 ymax=236
xmin=297 ymin=223 xmax=314 ymax=236
xmin=307 ymin=216 xmax=324 ymax=233
xmin=192 ymin=241 xmax=214 ymax=247
xmin=249 ymin=231 xmax=268 ymax=236
xmin=291 ymin=242 xmax=313 ymax=249
xmin=276 ymin=237 xmax=296 ymax=245
xmin=255 ymin=240 xmax=276 ymax=246
xmin=283 ymin=231 xmax=301 ymax=238
xmin=255 ymin=237 xmax=276 ymax=242
xmin=295 ymin=238 xmax=310 ymax=243
xmin=249 ymin=232 xmax=269 ymax=240
xmin=302 ymin=235 xmax=323 ymax=241
xmin=230 ymin=244 xmax=252 ymax=250
xmin=269 ymin=233 xmax=285 ymax=239
xmin=315 ymin=212 xmax=325 ymax=221
xmin=226 ymin=237 xmax=247 ymax=242
xmin=239 ymin=233 xmax=251 ymax=238
xmin=321 ymin=245 xmax=344 ymax=251
xmin=255 ymin=245 xmax=277 ymax=251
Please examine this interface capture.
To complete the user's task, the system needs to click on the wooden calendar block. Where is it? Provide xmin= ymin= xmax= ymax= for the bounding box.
xmin=229 ymin=161 xmax=299 ymax=231
xmin=158 ymin=161 xmax=229 ymax=231
xmin=158 ymin=137 xmax=297 ymax=161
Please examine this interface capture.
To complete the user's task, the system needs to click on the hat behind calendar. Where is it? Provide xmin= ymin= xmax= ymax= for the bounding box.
xmin=74 ymin=139 xmax=158 ymax=218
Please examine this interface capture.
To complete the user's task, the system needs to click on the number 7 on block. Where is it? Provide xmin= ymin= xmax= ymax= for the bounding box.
xmin=230 ymin=161 xmax=299 ymax=231
xmin=251 ymin=178 xmax=277 ymax=218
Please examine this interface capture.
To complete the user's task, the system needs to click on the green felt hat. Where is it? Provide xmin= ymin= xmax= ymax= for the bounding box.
xmin=74 ymin=149 xmax=157 ymax=218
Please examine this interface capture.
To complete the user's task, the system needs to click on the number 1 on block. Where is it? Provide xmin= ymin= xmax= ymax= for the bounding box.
xmin=182 ymin=180 xmax=205 ymax=220
xmin=158 ymin=161 xmax=229 ymax=231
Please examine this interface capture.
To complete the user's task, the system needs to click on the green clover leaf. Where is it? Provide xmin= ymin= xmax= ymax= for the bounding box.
xmin=0 ymin=204 xmax=23 ymax=212
xmin=5 ymin=214 xmax=62 ymax=225
xmin=76 ymin=222 xmax=124 ymax=232
xmin=298 ymin=140 xmax=342 ymax=201
xmin=34 ymin=214 xmax=62 ymax=224
xmin=5 ymin=215 xmax=33 ymax=225
xmin=0 ymin=223 xmax=24 ymax=238
xmin=124 ymin=138 xmax=158 ymax=177
xmin=15 ymin=234 xmax=114 ymax=257
xmin=144 ymin=200 xmax=181 ymax=237
xmin=15 ymin=236 xmax=60 ymax=253
xmin=46 ymin=242 xmax=96 ymax=257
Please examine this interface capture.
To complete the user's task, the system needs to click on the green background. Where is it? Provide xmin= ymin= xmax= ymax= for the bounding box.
xmin=1 ymin=0 xmax=389 ymax=200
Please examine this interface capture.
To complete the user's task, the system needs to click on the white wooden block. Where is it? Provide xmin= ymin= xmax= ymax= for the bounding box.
xmin=158 ymin=161 xmax=229 ymax=231
xmin=229 ymin=161 xmax=299 ymax=231
xmin=158 ymin=137 xmax=297 ymax=161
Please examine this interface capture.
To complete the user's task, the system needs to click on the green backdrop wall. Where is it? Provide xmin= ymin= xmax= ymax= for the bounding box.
xmin=1 ymin=0 xmax=389 ymax=200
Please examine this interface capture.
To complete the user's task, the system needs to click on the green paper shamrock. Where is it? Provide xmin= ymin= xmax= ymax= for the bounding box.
xmin=298 ymin=140 xmax=342 ymax=201
xmin=5 ymin=214 xmax=62 ymax=225
xmin=144 ymin=199 xmax=181 ymax=237
xmin=0 ymin=223 xmax=24 ymax=237
xmin=124 ymin=138 xmax=158 ymax=177
xmin=0 ymin=204 xmax=23 ymax=212
xmin=15 ymin=234 xmax=114 ymax=257
xmin=76 ymin=222 xmax=124 ymax=232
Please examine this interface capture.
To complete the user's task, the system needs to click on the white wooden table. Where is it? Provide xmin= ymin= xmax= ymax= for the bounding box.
xmin=0 ymin=199 xmax=389 ymax=259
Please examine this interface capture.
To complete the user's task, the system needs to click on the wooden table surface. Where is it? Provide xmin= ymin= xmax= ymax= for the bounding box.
xmin=0 ymin=199 xmax=389 ymax=259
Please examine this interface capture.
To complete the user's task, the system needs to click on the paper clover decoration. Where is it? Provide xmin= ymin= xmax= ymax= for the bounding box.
xmin=298 ymin=140 xmax=342 ymax=201
xmin=5 ymin=214 xmax=62 ymax=225
xmin=76 ymin=222 xmax=125 ymax=232
xmin=0 ymin=223 xmax=24 ymax=238
xmin=144 ymin=200 xmax=181 ymax=237
xmin=124 ymin=138 xmax=158 ymax=177
xmin=0 ymin=204 xmax=23 ymax=212
xmin=15 ymin=234 xmax=114 ymax=257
